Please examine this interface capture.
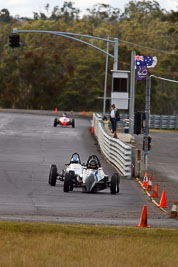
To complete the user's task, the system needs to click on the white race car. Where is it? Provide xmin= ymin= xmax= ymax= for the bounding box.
xmin=82 ymin=155 xmax=120 ymax=194
xmin=49 ymin=154 xmax=120 ymax=194
xmin=48 ymin=153 xmax=84 ymax=191
xmin=53 ymin=112 xmax=75 ymax=128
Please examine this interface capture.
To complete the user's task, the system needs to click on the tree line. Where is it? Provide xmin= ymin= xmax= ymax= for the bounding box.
xmin=0 ymin=1 xmax=177 ymax=114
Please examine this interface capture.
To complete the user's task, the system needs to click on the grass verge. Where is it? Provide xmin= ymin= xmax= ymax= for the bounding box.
xmin=0 ymin=222 xmax=178 ymax=267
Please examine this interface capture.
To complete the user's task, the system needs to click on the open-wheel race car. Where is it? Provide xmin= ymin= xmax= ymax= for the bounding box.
xmin=53 ymin=112 xmax=75 ymax=128
xmin=48 ymin=153 xmax=84 ymax=191
xmin=81 ymin=155 xmax=120 ymax=194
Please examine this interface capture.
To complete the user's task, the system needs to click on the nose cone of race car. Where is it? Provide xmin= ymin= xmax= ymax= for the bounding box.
xmin=85 ymin=174 xmax=95 ymax=192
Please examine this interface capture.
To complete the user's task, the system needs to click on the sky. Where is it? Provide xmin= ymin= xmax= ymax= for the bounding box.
xmin=0 ymin=0 xmax=177 ymax=18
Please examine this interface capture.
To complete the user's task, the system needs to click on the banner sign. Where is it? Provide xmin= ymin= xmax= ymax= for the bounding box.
xmin=136 ymin=65 xmax=148 ymax=80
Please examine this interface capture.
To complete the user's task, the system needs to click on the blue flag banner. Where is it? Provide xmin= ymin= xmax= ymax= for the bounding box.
xmin=135 ymin=56 xmax=157 ymax=68
xmin=136 ymin=66 xmax=148 ymax=80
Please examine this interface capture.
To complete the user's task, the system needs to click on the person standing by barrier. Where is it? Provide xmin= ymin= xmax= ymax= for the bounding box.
xmin=110 ymin=104 xmax=120 ymax=134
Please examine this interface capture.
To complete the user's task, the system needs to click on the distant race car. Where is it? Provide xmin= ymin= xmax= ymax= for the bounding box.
xmin=53 ymin=112 xmax=75 ymax=128
xmin=48 ymin=153 xmax=84 ymax=191
xmin=81 ymin=155 xmax=120 ymax=194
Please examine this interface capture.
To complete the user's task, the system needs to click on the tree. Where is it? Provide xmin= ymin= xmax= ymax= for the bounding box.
xmin=49 ymin=1 xmax=80 ymax=22
xmin=120 ymin=0 xmax=164 ymax=20
xmin=0 ymin=9 xmax=12 ymax=22
xmin=0 ymin=2 xmax=177 ymax=113
xmin=85 ymin=4 xmax=120 ymax=25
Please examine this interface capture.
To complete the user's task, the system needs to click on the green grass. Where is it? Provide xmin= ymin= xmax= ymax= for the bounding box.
xmin=0 ymin=222 xmax=178 ymax=267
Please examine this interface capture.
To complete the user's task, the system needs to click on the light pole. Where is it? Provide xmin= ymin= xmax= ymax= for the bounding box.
xmin=143 ymin=76 xmax=151 ymax=170
xmin=129 ymin=50 xmax=136 ymax=135
xmin=103 ymin=37 xmax=109 ymax=115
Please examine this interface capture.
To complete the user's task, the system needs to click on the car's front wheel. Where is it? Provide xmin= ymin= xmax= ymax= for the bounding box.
xmin=69 ymin=171 xmax=75 ymax=191
xmin=54 ymin=118 xmax=58 ymax=127
xmin=63 ymin=173 xmax=71 ymax=192
xmin=49 ymin=164 xmax=56 ymax=184
xmin=72 ymin=119 xmax=75 ymax=128
xmin=50 ymin=165 xmax=57 ymax=186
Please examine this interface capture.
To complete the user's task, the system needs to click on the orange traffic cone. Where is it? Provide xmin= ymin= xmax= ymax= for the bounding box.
xmin=55 ymin=107 xmax=58 ymax=113
xmin=142 ymin=172 xmax=148 ymax=188
xmin=137 ymin=205 xmax=150 ymax=228
xmin=158 ymin=190 xmax=168 ymax=208
xmin=147 ymin=176 xmax=153 ymax=191
xmin=169 ymin=200 xmax=177 ymax=218
xmin=151 ymin=182 xmax=159 ymax=198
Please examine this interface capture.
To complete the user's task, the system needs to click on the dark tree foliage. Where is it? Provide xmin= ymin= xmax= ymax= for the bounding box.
xmin=0 ymin=1 xmax=177 ymax=114
xmin=0 ymin=9 xmax=12 ymax=22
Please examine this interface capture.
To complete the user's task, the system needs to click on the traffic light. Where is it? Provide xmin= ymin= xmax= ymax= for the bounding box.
xmin=142 ymin=136 xmax=152 ymax=151
xmin=148 ymin=136 xmax=152 ymax=151
xmin=9 ymin=34 xmax=20 ymax=48
xmin=134 ymin=112 xmax=142 ymax=135
xmin=9 ymin=35 xmax=14 ymax=48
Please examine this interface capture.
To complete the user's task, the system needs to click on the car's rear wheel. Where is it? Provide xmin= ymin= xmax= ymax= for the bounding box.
xmin=54 ymin=118 xmax=58 ymax=127
xmin=110 ymin=174 xmax=117 ymax=194
xmin=72 ymin=119 xmax=75 ymax=128
xmin=114 ymin=173 xmax=120 ymax=193
xmin=64 ymin=173 xmax=71 ymax=192
xmin=50 ymin=165 xmax=57 ymax=186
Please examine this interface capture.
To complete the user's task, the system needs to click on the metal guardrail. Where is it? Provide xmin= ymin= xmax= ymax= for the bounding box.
xmin=150 ymin=115 xmax=178 ymax=130
xmin=102 ymin=113 xmax=178 ymax=130
xmin=93 ymin=113 xmax=132 ymax=179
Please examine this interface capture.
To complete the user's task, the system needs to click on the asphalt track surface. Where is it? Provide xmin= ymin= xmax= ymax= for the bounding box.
xmin=0 ymin=111 xmax=177 ymax=228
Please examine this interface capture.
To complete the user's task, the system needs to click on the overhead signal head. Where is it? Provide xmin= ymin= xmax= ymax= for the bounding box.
xmin=9 ymin=34 xmax=20 ymax=48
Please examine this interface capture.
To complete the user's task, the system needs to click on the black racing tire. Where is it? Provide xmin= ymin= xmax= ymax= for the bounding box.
xmin=113 ymin=173 xmax=120 ymax=193
xmin=64 ymin=173 xmax=71 ymax=192
xmin=69 ymin=170 xmax=75 ymax=177
xmin=54 ymin=118 xmax=58 ymax=127
xmin=72 ymin=119 xmax=75 ymax=128
xmin=49 ymin=164 xmax=56 ymax=184
xmin=50 ymin=166 xmax=57 ymax=186
xmin=49 ymin=169 xmax=52 ymax=185
xmin=69 ymin=171 xmax=75 ymax=191
xmin=110 ymin=174 xmax=117 ymax=194
xmin=70 ymin=183 xmax=73 ymax=191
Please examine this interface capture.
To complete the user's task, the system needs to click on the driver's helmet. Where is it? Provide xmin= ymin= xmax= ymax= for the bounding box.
xmin=71 ymin=155 xmax=79 ymax=163
xmin=63 ymin=112 xmax=67 ymax=117
xmin=89 ymin=159 xmax=97 ymax=169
